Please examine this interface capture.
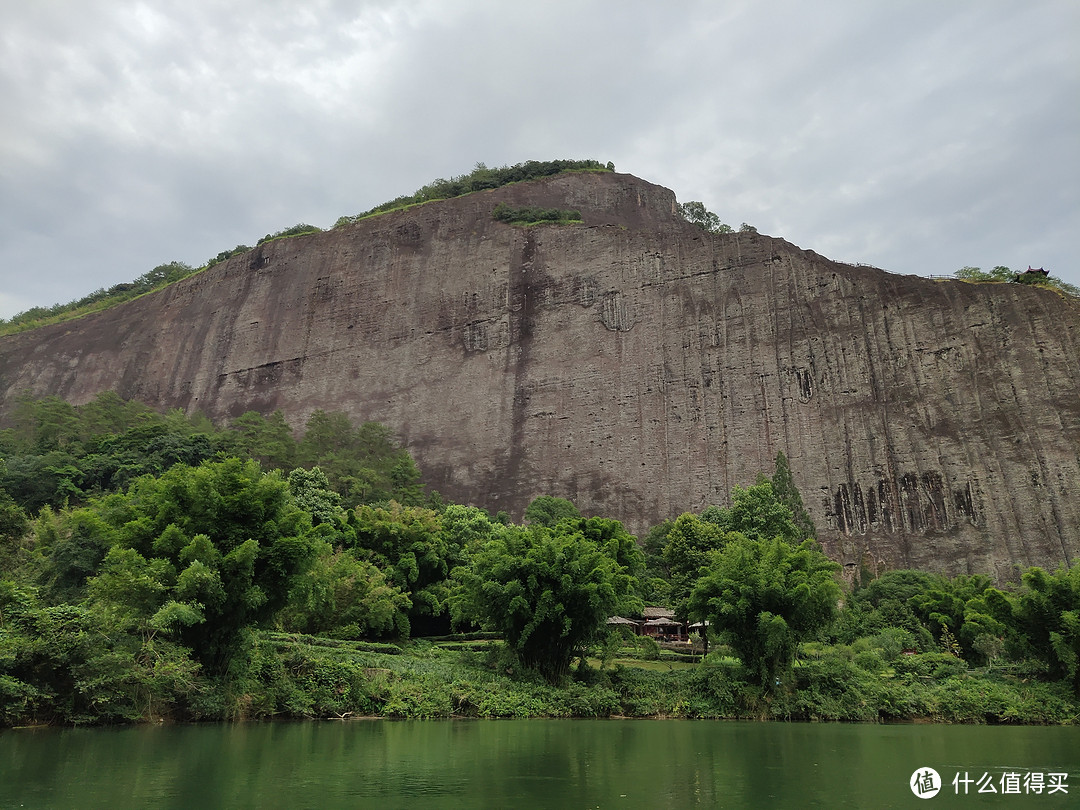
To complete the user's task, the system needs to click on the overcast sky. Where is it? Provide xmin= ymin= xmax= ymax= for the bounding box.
xmin=2 ymin=0 xmax=1077 ymax=319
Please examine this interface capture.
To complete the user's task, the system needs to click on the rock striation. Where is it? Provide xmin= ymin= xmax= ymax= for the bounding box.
xmin=1 ymin=171 xmax=1078 ymax=580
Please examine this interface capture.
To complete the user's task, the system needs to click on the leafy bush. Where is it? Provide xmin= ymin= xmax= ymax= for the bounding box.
xmin=625 ymin=635 xmax=661 ymax=661
xmin=607 ymin=667 xmax=690 ymax=716
xmin=685 ymin=666 xmax=742 ymax=718
xmin=206 ymin=244 xmax=252 ymax=268
xmin=793 ymin=656 xmax=883 ymax=721
xmin=677 ymin=201 xmax=732 ymax=233
xmin=491 ymin=203 xmax=581 ymax=225
xmin=892 ymin=651 xmax=966 ymax=680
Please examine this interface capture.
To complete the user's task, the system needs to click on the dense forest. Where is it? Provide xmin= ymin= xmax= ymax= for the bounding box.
xmin=1 ymin=393 xmax=1078 ymax=726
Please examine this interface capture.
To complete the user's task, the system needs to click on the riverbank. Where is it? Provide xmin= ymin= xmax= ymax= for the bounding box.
xmin=14 ymin=632 xmax=1069 ymax=727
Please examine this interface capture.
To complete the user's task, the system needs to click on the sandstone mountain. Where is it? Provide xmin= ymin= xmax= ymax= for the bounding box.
xmin=1 ymin=171 xmax=1077 ymax=580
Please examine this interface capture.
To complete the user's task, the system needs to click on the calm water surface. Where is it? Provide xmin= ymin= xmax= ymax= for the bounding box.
xmin=2 ymin=719 xmax=1078 ymax=809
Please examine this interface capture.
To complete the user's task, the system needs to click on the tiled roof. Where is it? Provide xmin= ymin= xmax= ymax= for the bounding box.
xmin=641 ymin=606 xmax=675 ymax=619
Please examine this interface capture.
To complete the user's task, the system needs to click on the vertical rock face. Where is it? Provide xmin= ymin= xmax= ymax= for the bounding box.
xmin=1 ymin=171 xmax=1077 ymax=579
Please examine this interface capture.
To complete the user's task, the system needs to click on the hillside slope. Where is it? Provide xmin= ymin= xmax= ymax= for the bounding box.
xmin=1 ymin=171 xmax=1078 ymax=579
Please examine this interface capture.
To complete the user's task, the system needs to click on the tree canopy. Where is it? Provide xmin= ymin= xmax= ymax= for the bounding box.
xmin=451 ymin=518 xmax=640 ymax=684
xmin=677 ymin=201 xmax=732 ymax=234
xmin=700 ymin=480 xmax=807 ymax=545
xmin=84 ymin=458 xmax=320 ymax=672
xmin=770 ymin=452 xmax=816 ymax=540
xmin=689 ymin=535 xmax=841 ymax=688
xmin=990 ymin=564 xmax=1080 ymax=693
xmin=523 ymin=495 xmax=581 ymax=528
xmin=0 ymin=393 xmax=424 ymax=515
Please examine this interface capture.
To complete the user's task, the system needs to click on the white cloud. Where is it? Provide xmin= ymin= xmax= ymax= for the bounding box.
xmin=1 ymin=0 xmax=1076 ymax=319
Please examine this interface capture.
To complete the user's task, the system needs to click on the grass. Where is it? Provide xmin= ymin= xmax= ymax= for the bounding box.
xmin=592 ymin=657 xmax=699 ymax=672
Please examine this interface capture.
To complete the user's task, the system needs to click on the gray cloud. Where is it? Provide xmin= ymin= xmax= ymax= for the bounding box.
xmin=1 ymin=0 xmax=1076 ymax=318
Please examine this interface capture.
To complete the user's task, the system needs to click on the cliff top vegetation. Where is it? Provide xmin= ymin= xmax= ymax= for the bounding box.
xmin=953 ymin=265 xmax=1079 ymax=298
xmin=333 ymin=158 xmax=612 ymax=228
xmin=0 ymin=159 xmax=612 ymax=337
xmin=3 ymin=162 xmax=1072 ymax=338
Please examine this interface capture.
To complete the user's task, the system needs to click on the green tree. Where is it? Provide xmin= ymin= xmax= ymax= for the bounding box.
xmin=523 ymin=495 xmax=581 ymax=528
xmin=279 ymin=546 xmax=410 ymax=639
xmin=0 ymin=487 xmax=28 ymax=551
xmin=0 ymin=392 xmax=231 ymax=512
xmin=351 ymin=502 xmax=461 ymax=634
xmin=839 ymin=569 xmax=938 ymax=644
xmin=955 ymin=265 xmax=1013 ymax=282
xmin=450 ymin=523 xmax=634 ymax=683
xmin=227 ymin=410 xmax=297 ymax=469
xmin=995 ymin=563 xmax=1080 ymax=693
xmin=689 ymin=535 xmax=840 ymax=688
xmin=257 ymin=223 xmax=322 ymax=245
xmin=557 ymin=516 xmax=645 ymax=616
xmin=677 ymin=201 xmax=732 ymax=233
xmin=287 ymin=467 xmax=345 ymax=527
xmin=75 ymin=391 xmax=155 ymax=440
xmin=438 ymin=503 xmax=500 ymax=553
xmin=701 ymin=480 xmax=806 ymax=545
xmin=0 ymin=578 xmax=198 ymax=725
xmin=770 ymin=452 xmax=816 ymax=540
xmin=11 ymin=394 xmax=80 ymax=453
xmin=37 ymin=507 xmax=116 ymax=604
xmin=492 ymin=204 xmax=582 ymax=224
xmin=85 ymin=458 xmax=319 ymax=672
xmin=661 ymin=513 xmax=727 ymax=616
xmin=640 ymin=519 xmax=675 ymax=603
xmin=908 ymin=573 xmax=994 ymax=658
xmin=297 ymin=412 xmax=422 ymax=507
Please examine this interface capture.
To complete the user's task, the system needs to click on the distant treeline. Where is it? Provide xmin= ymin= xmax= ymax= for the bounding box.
xmin=0 ymin=160 xmax=612 ymax=337
xmin=0 ymin=391 xmax=423 ymax=514
xmin=0 ymin=261 xmax=201 ymax=337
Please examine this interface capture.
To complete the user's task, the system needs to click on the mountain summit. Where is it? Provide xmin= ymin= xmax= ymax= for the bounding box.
xmin=1 ymin=170 xmax=1077 ymax=578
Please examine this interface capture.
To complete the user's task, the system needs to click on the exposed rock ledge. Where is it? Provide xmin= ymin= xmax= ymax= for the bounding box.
xmin=2 ymin=171 xmax=1078 ymax=580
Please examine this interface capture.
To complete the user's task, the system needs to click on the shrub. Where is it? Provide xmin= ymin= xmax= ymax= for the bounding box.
xmin=625 ymin=635 xmax=662 ymax=661
xmin=492 ymin=203 xmax=582 ymax=225
xmin=256 ymin=223 xmax=322 ymax=245
xmin=893 ymin=651 xmax=966 ymax=680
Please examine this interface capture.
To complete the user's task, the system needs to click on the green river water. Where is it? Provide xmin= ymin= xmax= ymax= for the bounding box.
xmin=2 ymin=720 xmax=1077 ymax=809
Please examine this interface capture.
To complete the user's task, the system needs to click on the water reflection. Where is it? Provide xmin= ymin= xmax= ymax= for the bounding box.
xmin=2 ymin=720 xmax=1077 ymax=809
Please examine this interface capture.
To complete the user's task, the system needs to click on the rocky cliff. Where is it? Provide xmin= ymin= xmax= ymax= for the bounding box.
xmin=1 ymin=171 xmax=1078 ymax=579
